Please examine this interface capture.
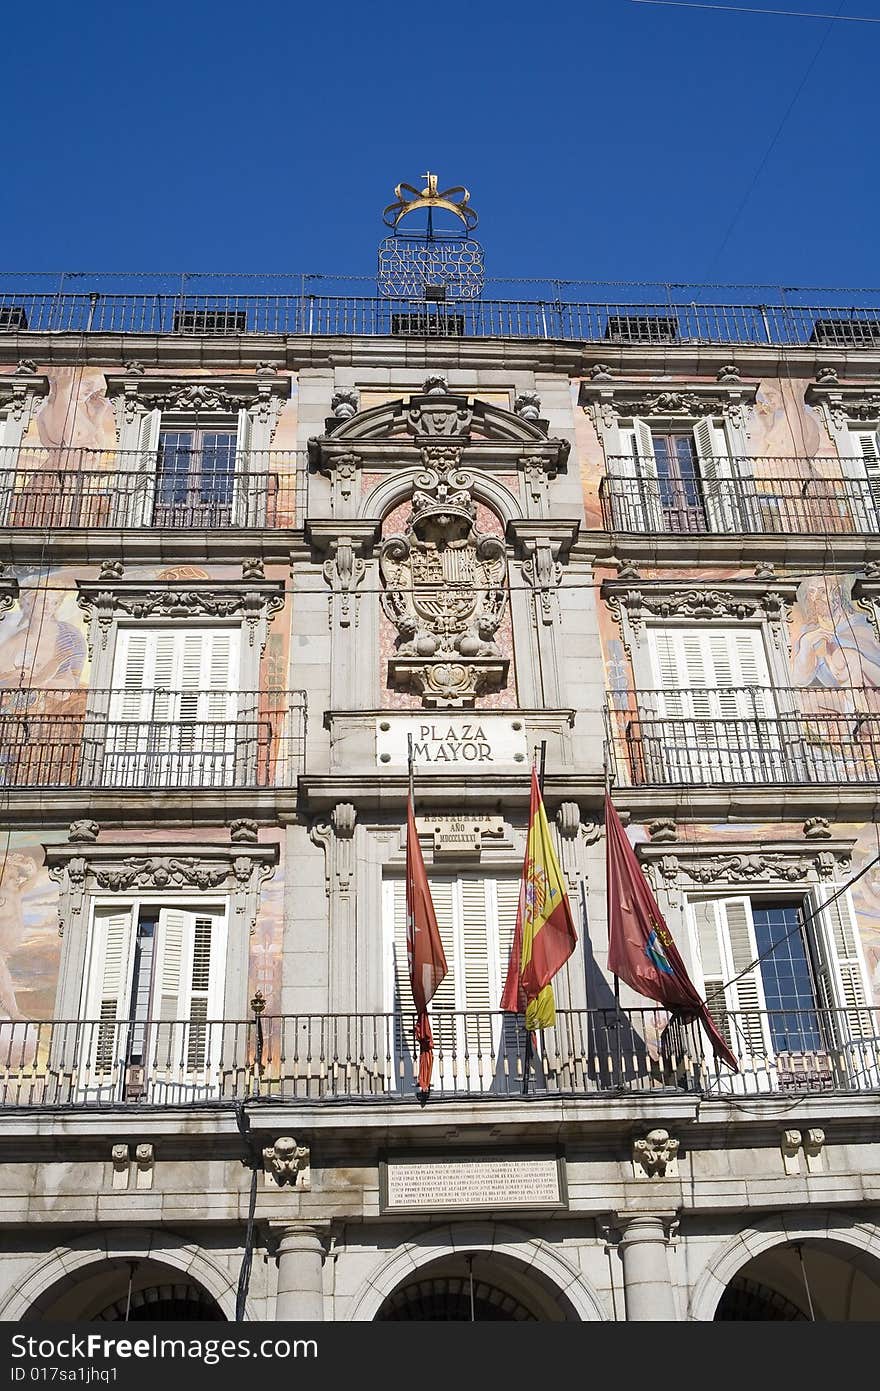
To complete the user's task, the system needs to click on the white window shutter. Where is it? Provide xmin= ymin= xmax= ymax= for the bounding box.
xmin=632 ymin=418 xmax=664 ymax=530
xmin=846 ymin=429 xmax=880 ymax=533
xmin=389 ymin=878 xmax=415 ymax=1017
xmin=688 ymin=898 xmax=731 ymax=1046
xmin=694 ymin=418 xmax=739 ymax=532
xmin=812 ymin=886 xmax=873 ymax=1040
xmin=235 ymin=407 xmax=255 ymax=524
xmin=154 ymin=908 xmax=224 ymax=1071
xmin=82 ymin=907 xmax=136 ymax=1071
xmin=131 ymin=407 xmax=161 ymax=525
xmin=714 ymin=898 xmax=771 ymax=1059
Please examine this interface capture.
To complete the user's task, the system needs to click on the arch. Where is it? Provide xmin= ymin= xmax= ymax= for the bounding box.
xmin=345 ymin=1222 xmax=608 ymax=1323
xmin=688 ymin=1213 xmax=880 ymax=1321
xmin=0 ymin=1228 xmax=247 ymax=1323
xmin=360 ymin=468 xmax=523 ymax=528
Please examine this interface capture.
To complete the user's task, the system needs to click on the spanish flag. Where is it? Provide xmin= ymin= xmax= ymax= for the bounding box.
xmin=501 ymin=767 xmax=578 ymax=1030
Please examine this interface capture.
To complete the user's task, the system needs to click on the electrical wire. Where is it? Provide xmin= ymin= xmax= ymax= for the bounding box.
xmin=631 ymin=1 xmax=880 ymax=20
xmin=700 ymin=0 xmax=847 ymax=281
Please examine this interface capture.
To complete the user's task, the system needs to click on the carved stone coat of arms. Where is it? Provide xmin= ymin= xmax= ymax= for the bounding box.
xmin=379 ymin=464 xmax=509 ymax=706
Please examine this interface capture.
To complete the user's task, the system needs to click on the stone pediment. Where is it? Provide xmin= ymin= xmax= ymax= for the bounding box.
xmin=309 ymin=386 xmax=569 ymax=469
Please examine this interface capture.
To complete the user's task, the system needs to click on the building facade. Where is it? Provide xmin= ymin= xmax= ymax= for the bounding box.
xmin=0 ymin=254 xmax=879 ymax=1322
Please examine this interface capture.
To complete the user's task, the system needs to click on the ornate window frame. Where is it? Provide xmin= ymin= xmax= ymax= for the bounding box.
xmin=75 ymin=559 xmax=285 ymax=688
xmin=579 ymin=366 xmax=757 ymax=457
xmin=805 ymin=370 xmax=880 ymax=450
xmin=0 ymin=362 xmax=50 ymax=455
xmin=601 ymin=571 xmax=799 ymax=690
xmin=638 ymin=833 xmax=854 ymax=900
xmin=46 ymin=823 xmax=278 ymax=1020
xmin=105 ymin=366 xmax=291 ymax=453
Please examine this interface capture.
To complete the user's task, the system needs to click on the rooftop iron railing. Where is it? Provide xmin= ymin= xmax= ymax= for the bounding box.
xmin=2 ymin=276 xmax=880 ymax=345
xmin=0 ymin=1005 xmax=876 ymax=1106
xmin=601 ymin=457 xmax=880 ymax=537
xmin=606 ymin=686 xmax=880 ymax=788
xmin=0 ymin=448 xmax=305 ymax=530
xmin=0 ymin=688 xmax=307 ymax=789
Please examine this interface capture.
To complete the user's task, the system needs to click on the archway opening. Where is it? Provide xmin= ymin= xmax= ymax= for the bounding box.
xmin=374 ymin=1252 xmax=572 ymax=1322
xmin=25 ymin=1258 xmax=227 ymax=1322
xmin=714 ymin=1239 xmax=880 ymax=1321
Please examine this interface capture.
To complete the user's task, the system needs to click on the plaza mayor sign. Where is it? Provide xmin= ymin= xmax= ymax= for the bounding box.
xmin=376 ymin=715 xmax=528 ymax=768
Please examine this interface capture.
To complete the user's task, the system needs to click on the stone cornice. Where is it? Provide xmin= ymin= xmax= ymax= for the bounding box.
xmin=637 ymin=837 xmax=856 ymax=889
xmin=104 ymin=369 xmax=291 ymax=430
xmin=44 ymin=840 xmax=278 ymax=884
xmin=75 ymin=573 xmax=285 ymax=651
xmin=304 ymin=518 xmax=380 ymax=556
xmin=579 ymin=377 xmax=758 ymax=431
xmin=805 ymin=375 xmax=880 ymax=429
xmin=505 ymin=519 xmax=580 ymax=559
xmin=601 ymin=574 xmax=799 ymax=646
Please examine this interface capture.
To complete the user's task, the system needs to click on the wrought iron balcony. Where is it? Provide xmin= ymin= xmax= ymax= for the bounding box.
xmin=606 ymin=687 xmax=880 ymax=787
xmin=0 ymin=688 xmax=307 ymax=789
xmin=0 ymin=1006 xmax=876 ymax=1106
xmin=0 ymin=448 xmax=305 ymax=530
xmin=2 ymin=275 xmax=880 ymax=346
xmin=601 ymin=458 xmax=880 ymax=536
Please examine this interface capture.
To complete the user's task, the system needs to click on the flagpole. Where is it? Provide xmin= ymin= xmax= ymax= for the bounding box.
xmin=521 ymin=742 xmax=548 ymax=1096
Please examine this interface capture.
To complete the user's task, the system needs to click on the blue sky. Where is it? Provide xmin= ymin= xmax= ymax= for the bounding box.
xmin=2 ymin=0 xmax=876 ymax=286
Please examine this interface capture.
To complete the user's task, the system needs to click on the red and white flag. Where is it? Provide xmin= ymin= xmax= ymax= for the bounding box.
xmin=405 ymin=797 xmax=448 ymax=1094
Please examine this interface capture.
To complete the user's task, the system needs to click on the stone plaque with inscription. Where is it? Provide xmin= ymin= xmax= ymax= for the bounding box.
xmin=382 ymin=1154 xmax=565 ymax=1213
xmin=376 ymin=716 xmax=528 ymax=769
xmin=415 ymin=814 xmax=504 ymax=857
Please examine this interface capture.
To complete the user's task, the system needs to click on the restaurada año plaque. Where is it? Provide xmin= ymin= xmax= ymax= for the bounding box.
xmin=381 ymin=1154 xmax=565 ymax=1212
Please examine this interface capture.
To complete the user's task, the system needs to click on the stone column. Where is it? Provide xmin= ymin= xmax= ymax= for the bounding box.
xmin=275 ymin=1225 xmax=325 ymax=1321
xmin=615 ymin=1212 xmax=677 ymax=1321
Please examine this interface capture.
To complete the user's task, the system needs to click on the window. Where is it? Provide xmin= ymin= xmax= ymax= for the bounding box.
xmin=155 ymin=428 xmax=238 ymax=526
xmin=616 ymin=417 xmax=741 ymax=534
xmin=384 ymin=875 xmax=520 ymax=1089
xmin=846 ymin=427 xmax=880 ymax=532
xmin=642 ymin=627 xmax=780 ymax=784
xmin=126 ymin=405 xmax=254 ymax=528
xmin=103 ymin=628 xmax=240 ymax=788
xmin=80 ymin=901 xmax=227 ymax=1100
xmin=688 ymin=889 xmax=874 ymax=1085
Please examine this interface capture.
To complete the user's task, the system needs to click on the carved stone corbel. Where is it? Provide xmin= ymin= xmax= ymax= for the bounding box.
xmin=263 ymin=1136 xmax=310 ymax=1189
xmin=781 ymin=1129 xmax=802 ymax=1176
xmin=307 ymin=519 xmax=378 ymax=631
xmin=803 ymin=1128 xmax=826 ymax=1174
xmin=508 ymin=520 xmax=579 ymax=627
xmin=111 ymin=1144 xmax=130 ymax=1190
xmin=555 ymin=802 xmax=582 ymax=889
xmin=0 ymin=572 xmax=19 ymax=620
xmin=0 ymin=371 xmax=50 ymax=431
xmin=309 ymin=804 xmax=358 ymax=895
xmin=135 ymin=1143 xmax=154 ymax=1190
xmin=632 ymin=1130 xmax=680 ymax=1178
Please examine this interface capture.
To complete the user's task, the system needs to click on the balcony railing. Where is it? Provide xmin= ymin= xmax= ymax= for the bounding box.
xmin=0 ymin=1006 xmax=876 ymax=1106
xmin=601 ymin=458 xmax=880 ymax=537
xmin=606 ymin=687 xmax=880 ymax=787
xmin=0 ymin=688 xmax=307 ymax=789
xmin=2 ymin=280 xmax=880 ymax=345
xmin=0 ymin=448 xmax=305 ymax=530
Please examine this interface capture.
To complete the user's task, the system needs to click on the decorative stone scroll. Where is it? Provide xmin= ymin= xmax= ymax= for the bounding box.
xmin=379 ymin=463 xmax=509 ymax=706
xmin=307 ymin=519 xmax=378 ymax=631
xmin=509 ymin=520 xmax=579 ymax=626
xmin=0 ymin=570 xmax=19 ymax=619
